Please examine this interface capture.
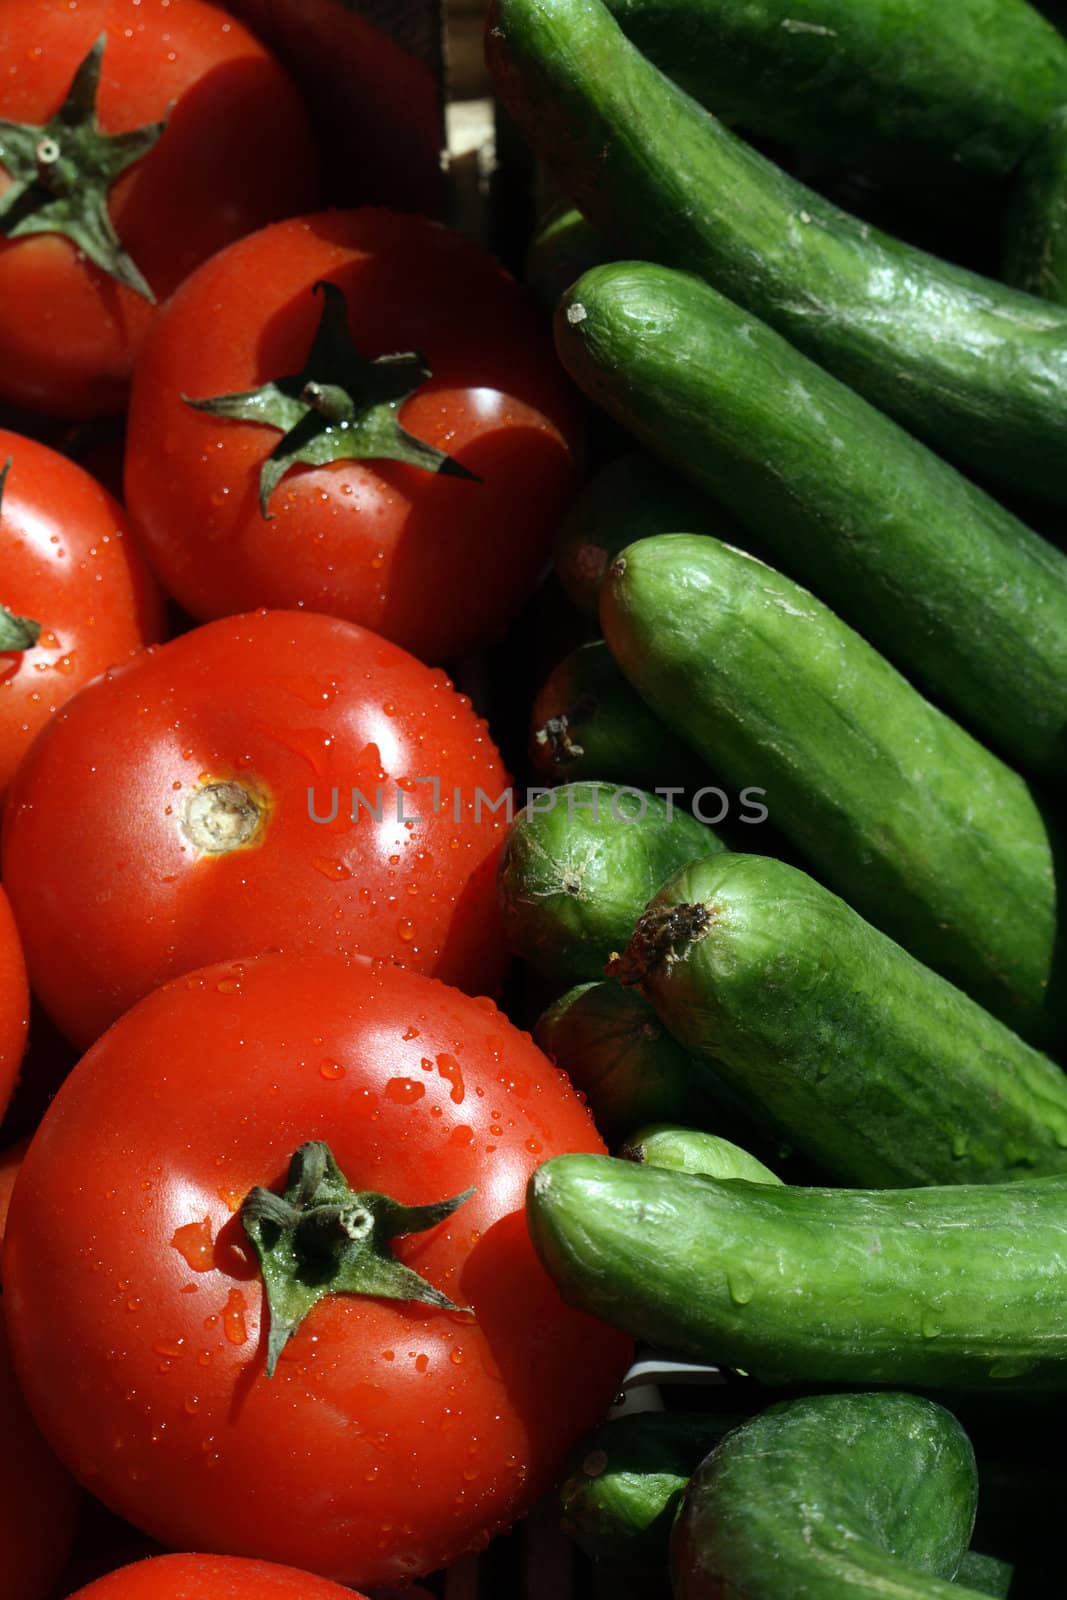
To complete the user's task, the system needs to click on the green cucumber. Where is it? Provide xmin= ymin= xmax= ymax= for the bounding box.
xmin=527 ymin=1154 xmax=1067 ymax=1389
xmin=955 ymin=1552 xmax=1014 ymax=1599
xmin=554 ymin=452 xmax=730 ymax=617
xmin=610 ymin=853 xmax=1067 ymax=1187
xmin=1005 ymin=106 xmax=1067 ymax=305
xmin=620 ymin=1124 xmax=781 ymax=1185
xmin=498 ymin=782 xmax=722 ymax=985
xmin=598 ymin=0 xmax=1067 ymax=191
xmin=561 ymin=1411 xmax=741 ymax=1578
xmin=563 ymin=265 xmax=1067 ymax=782
xmin=601 ymin=534 xmax=1061 ymax=1040
xmin=671 ymin=1393 xmax=982 ymax=1597
xmin=486 ymin=0 xmax=1067 ymax=505
xmin=530 ymin=640 xmax=704 ymax=790
xmin=525 ymin=204 xmax=610 ymax=311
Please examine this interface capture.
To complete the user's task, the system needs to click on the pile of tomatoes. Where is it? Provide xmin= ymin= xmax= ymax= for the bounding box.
xmin=0 ymin=3 xmax=631 ymax=1596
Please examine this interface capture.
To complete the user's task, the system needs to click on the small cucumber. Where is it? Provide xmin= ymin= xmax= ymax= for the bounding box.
xmin=620 ymin=1125 xmax=782 ymax=1186
xmin=527 ymin=1154 xmax=1067 ymax=1389
xmin=486 ymin=0 xmax=1067 ymax=504
xmin=525 ymin=204 xmax=610 ymax=311
xmin=598 ymin=0 xmax=1067 ymax=191
xmin=610 ymin=853 xmax=1067 ymax=1187
xmin=601 ymin=534 xmax=1061 ymax=1039
xmin=560 ymin=1411 xmax=742 ymax=1577
xmin=671 ymin=1392 xmax=983 ymax=1598
xmin=530 ymin=640 xmax=704 ymax=791
xmin=498 ymin=782 xmax=721 ymax=985
xmin=562 ymin=265 xmax=1067 ymax=783
xmin=1005 ymin=106 xmax=1067 ymax=305
xmin=554 ymin=452 xmax=731 ymax=616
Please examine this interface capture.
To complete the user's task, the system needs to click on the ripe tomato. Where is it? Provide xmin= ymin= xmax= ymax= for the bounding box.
xmin=2 ymin=954 xmax=632 ymax=1585
xmin=0 ymin=1317 xmax=80 ymax=1599
xmin=2 ymin=610 xmax=511 ymax=1049
xmin=0 ymin=1134 xmax=27 ymax=1245
xmin=0 ymin=0 xmax=319 ymax=417
xmin=0 ymin=429 xmax=163 ymax=796
xmin=66 ymin=1552 xmax=367 ymax=1598
xmin=124 ymin=210 xmax=582 ymax=663
xmin=0 ymin=886 xmax=28 ymax=1124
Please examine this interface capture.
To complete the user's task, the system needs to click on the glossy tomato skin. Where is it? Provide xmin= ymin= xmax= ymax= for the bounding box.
xmin=0 ymin=429 xmax=163 ymax=795
xmin=66 ymin=1552 xmax=368 ymax=1598
xmin=0 ymin=1317 xmax=80 ymax=1599
xmin=0 ymin=887 xmax=28 ymax=1124
xmin=1 ymin=610 xmax=511 ymax=1049
xmin=2 ymin=954 xmax=633 ymax=1585
xmin=124 ymin=210 xmax=582 ymax=663
xmin=0 ymin=0 xmax=319 ymax=417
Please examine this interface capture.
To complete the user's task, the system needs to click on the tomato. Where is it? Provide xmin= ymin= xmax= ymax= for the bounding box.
xmin=66 ymin=1552 xmax=367 ymax=1598
xmin=0 ymin=887 xmax=28 ymax=1125
xmin=0 ymin=0 xmax=319 ymax=417
xmin=0 ymin=1134 xmax=28 ymax=1245
xmin=124 ymin=210 xmax=582 ymax=663
xmin=0 ymin=429 xmax=163 ymax=796
xmin=1 ymin=609 xmax=511 ymax=1049
xmin=0 ymin=1317 xmax=80 ymax=1599
xmin=2 ymin=953 xmax=632 ymax=1585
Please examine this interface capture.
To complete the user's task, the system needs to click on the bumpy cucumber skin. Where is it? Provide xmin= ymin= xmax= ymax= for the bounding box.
xmin=621 ymin=854 xmax=1067 ymax=1186
xmin=560 ymin=1411 xmax=741 ymax=1574
xmin=601 ymin=535 xmax=1061 ymax=1040
xmin=486 ymin=0 xmax=1067 ymax=504
xmin=569 ymin=267 xmax=1067 ymax=782
xmin=530 ymin=639 xmax=704 ymax=790
xmin=671 ymin=1393 xmax=982 ymax=1599
xmin=621 ymin=1124 xmax=782 ymax=1185
xmin=600 ymin=0 xmax=1067 ymax=189
xmin=554 ymin=452 xmax=730 ymax=616
xmin=528 ymin=1154 xmax=1067 ymax=1389
xmin=1005 ymin=106 xmax=1067 ymax=305
xmin=498 ymin=782 xmax=721 ymax=985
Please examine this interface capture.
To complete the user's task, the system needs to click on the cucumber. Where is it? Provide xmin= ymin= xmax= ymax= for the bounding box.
xmin=601 ymin=534 xmax=1061 ymax=1040
xmin=498 ymin=782 xmax=722 ymax=985
xmin=526 ymin=204 xmax=610 ymax=311
xmin=527 ymin=1153 xmax=1067 ymax=1389
xmin=1005 ymin=106 xmax=1067 ymax=305
xmin=530 ymin=640 xmax=704 ymax=791
xmin=554 ymin=453 xmax=730 ymax=616
xmin=560 ymin=1411 xmax=742 ymax=1578
xmin=563 ymin=265 xmax=1067 ymax=782
xmin=671 ymin=1393 xmax=983 ymax=1597
xmin=486 ymin=0 xmax=1067 ymax=505
xmin=609 ymin=853 xmax=1067 ymax=1187
xmin=598 ymin=0 xmax=1067 ymax=192
xmin=955 ymin=1552 xmax=1014 ymax=1599
xmin=620 ymin=1124 xmax=782 ymax=1185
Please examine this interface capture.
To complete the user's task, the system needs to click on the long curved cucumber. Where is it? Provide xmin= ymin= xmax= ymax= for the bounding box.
xmin=601 ymin=535 xmax=1061 ymax=1039
xmin=610 ymin=853 xmax=1067 ymax=1187
xmin=1005 ymin=106 xmax=1067 ymax=305
xmin=528 ymin=1154 xmax=1067 ymax=1388
xmin=671 ymin=1393 xmax=983 ymax=1597
xmin=599 ymin=0 xmax=1067 ymax=191
xmin=554 ymin=452 xmax=730 ymax=616
xmin=486 ymin=0 xmax=1067 ymax=504
xmin=565 ymin=267 xmax=1067 ymax=782
xmin=530 ymin=640 xmax=704 ymax=791
xmin=498 ymin=782 xmax=721 ymax=984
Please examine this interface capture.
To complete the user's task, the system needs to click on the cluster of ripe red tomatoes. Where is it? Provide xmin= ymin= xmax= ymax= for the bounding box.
xmin=0 ymin=2 xmax=630 ymax=1596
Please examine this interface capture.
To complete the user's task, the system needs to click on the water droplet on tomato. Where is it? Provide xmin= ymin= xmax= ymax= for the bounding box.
xmin=385 ymin=1077 xmax=425 ymax=1105
xmin=170 ymin=1217 xmax=214 ymax=1271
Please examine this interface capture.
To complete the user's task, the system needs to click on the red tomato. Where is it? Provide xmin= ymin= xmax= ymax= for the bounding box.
xmin=0 ymin=887 xmax=28 ymax=1124
xmin=0 ymin=0 xmax=319 ymax=417
xmin=66 ymin=1552 xmax=367 ymax=1598
xmin=124 ymin=210 xmax=582 ymax=663
xmin=0 ymin=1134 xmax=27 ymax=1245
xmin=0 ymin=1317 xmax=80 ymax=1600
xmin=0 ymin=429 xmax=163 ymax=795
xmin=2 ymin=610 xmax=511 ymax=1049
xmin=2 ymin=954 xmax=632 ymax=1585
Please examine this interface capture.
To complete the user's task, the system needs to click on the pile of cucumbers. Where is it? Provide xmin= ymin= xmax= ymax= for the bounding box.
xmin=488 ymin=0 xmax=1067 ymax=1591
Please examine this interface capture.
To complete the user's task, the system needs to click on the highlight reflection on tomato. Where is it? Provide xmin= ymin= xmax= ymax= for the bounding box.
xmin=2 ymin=953 xmax=633 ymax=1586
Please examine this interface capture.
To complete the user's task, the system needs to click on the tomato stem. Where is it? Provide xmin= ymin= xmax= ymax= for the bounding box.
xmin=241 ymin=1139 xmax=475 ymax=1376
